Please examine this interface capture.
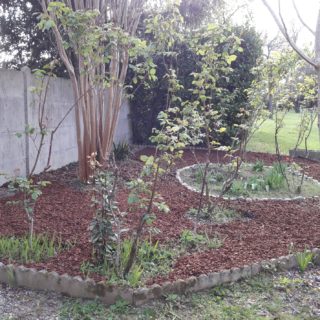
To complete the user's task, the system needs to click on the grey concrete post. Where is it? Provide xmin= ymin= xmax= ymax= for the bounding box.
xmin=21 ymin=66 xmax=31 ymax=176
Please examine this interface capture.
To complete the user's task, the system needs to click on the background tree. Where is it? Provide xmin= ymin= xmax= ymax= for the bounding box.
xmin=0 ymin=0 xmax=66 ymax=75
xmin=262 ymin=0 xmax=320 ymax=145
xmin=0 ymin=0 xmax=222 ymax=72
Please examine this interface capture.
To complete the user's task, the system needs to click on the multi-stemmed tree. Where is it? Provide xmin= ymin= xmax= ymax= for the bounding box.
xmin=39 ymin=1 xmax=146 ymax=181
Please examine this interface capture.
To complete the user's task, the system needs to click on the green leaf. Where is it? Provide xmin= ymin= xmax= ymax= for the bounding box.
xmin=155 ymin=202 xmax=170 ymax=213
xmin=44 ymin=19 xmax=55 ymax=30
xmin=226 ymin=54 xmax=237 ymax=65
xmin=128 ymin=195 xmax=139 ymax=204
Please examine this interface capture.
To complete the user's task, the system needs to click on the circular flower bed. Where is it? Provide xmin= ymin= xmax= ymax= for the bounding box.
xmin=177 ymin=162 xmax=320 ymax=200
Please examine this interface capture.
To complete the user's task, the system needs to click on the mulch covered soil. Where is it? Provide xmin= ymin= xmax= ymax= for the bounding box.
xmin=1 ymin=148 xmax=320 ymax=285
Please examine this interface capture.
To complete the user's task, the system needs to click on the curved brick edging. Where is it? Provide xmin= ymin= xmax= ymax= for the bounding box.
xmin=176 ymin=163 xmax=320 ymax=201
xmin=0 ymin=248 xmax=320 ymax=306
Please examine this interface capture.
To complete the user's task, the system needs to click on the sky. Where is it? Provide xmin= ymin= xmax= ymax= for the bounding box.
xmin=247 ymin=0 xmax=320 ymax=47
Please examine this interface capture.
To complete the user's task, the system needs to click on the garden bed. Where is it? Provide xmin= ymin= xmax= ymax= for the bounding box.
xmin=177 ymin=162 xmax=320 ymax=200
xmin=1 ymin=148 xmax=320 ymax=287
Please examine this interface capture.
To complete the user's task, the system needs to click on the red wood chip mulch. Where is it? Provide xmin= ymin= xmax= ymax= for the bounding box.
xmin=1 ymin=148 xmax=320 ymax=285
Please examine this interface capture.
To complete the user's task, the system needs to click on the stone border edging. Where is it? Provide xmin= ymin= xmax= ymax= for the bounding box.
xmin=289 ymin=149 xmax=320 ymax=162
xmin=176 ymin=163 xmax=320 ymax=201
xmin=0 ymin=248 xmax=320 ymax=306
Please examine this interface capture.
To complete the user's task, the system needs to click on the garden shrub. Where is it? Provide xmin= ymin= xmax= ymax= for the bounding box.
xmin=129 ymin=24 xmax=263 ymax=145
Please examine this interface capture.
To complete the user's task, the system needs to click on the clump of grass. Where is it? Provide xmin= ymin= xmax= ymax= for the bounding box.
xmin=188 ymin=205 xmax=240 ymax=224
xmin=252 ymin=160 xmax=264 ymax=172
xmin=80 ymin=239 xmax=175 ymax=287
xmin=180 ymin=229 xmax=224 ymax=250
xmin=229 ymin=180 xmax=249 ymax=196
xmin=0 ymin=234 xmax=62 ymax=263
xmin=295 ymin=249 xmax=314 ymax=273
xmin=265 ymin=163 xmax=286 ymax=190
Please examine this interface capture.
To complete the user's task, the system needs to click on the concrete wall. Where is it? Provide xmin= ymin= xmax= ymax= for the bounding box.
xmin=0 ymin=68 xmax=132 ymax=184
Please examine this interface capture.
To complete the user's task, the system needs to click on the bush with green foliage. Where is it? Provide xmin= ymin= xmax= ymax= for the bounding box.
xmin=129 ymin=23 xmax=263 ymax=145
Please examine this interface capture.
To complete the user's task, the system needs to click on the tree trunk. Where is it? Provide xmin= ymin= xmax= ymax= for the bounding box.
xmin=268 ymin=93 xmax=273 ymax=118
xmin=315 ymin=9 xmax=320 ymax=145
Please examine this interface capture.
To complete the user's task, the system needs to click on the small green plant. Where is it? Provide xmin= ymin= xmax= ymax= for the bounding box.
xmin=193 ymin=166 xmax=206 ymax=185
xmin=245 ymin=176 xmax=267 ymax=192
xmin=188 ymin=206 xmax=210 ymax=220
xmin=59 ymin=300 xmax=107 ymax=320
xmin=108 ymin=298 xmax=130 ymax=314
xmin=295 ymin=249 xmax=314 ymax=272
xmin=275 ymin=276 xmax=303 ymax=289
xmin=137 ymin=239 xmax=174 ymax=278
xmin=126 ymin=264 xmax=143 ymax=287
xmin=180 ymin=230 xmax=206 ymax=248
xmin=214 ymin=172 xmax=224 ymax=183
xmin=193 ymin=165 xmax=219 ymax=185
xmin=112 ymin=141 xmax=131 ymax=161
xmin=0 ymin=234 xmax=61 ymax=263
xmin=228 ymin=180 xmax=249 ymax=196
xmin=165 ymin=293 xmax=180 ymax=304
xmin=88 ymin=154 xmax=123 ymax=269
xmin=188 ymin=205 xmax=239 ymax=224
xmin=180 ymin=229 xmax=223 ymax=249
xmin=205 ymin=232 xmax=224 ymax=249
xmin=252 ymin=160 xmax=264 ymax=172
xmin=7 ymin=177 xmax=50 ymax=247
xmin=138 ymin=239 xmax=160 ymax=261
xmin=265 ymin=163 xmax=286 ymax=190
xmin=80 ymin=239 xmax=144 ymax=287
xmin=81 ymin=239 xmax=174 ymax=286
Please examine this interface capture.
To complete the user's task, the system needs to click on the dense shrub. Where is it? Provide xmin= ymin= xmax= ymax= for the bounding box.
xmin=129 ymin=24 xmax=263 ymax=145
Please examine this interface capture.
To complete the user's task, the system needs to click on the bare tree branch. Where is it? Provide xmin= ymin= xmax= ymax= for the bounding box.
xmin=224 ymin=3 xmax=247 ymax=22
xmin=261 ymin=0 xmax=317 ymax=68
xmin=292 ymin=0 xmax=315 ymax=36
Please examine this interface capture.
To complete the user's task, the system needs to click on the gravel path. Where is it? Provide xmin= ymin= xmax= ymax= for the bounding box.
xmin=0 ymin=284 xmax=66 ymax=320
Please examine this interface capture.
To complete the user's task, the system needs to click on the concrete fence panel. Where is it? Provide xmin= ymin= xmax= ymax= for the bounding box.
xmin=0 ymin=67 xmax=132 ymax=185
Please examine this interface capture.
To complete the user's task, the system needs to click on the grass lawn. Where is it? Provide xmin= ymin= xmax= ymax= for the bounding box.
xmin=247 ymin=112 xmax=319 ymax=155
